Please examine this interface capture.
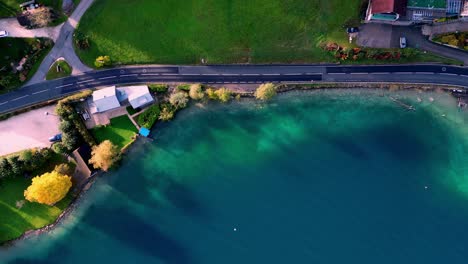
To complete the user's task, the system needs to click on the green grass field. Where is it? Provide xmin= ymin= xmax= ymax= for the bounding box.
xmin=0 ymin=152 xmax=73 ymax=243
xmin=91 ymin=115 xmax=138 ymax=149
xmin=46 ymin=60 xmax=72 ymax=80
xmin=76 ymin=0 xmax=363 ymax=65
xmin=0 ymin=177 xmax=71 ymax=243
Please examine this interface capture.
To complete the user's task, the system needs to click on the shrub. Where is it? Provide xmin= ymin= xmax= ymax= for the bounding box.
xmin=148 ymin=84 xmax=168 ymax=93
xmin=189 ymin=84 xmax=204 ymax=100
xmin=159 ymin=106 xmax=175 ymax=121
xmin=74 ymin=30 xmax=90 ymax=50
xmin=214 ymin=88 xmax=232 ymax=103
xmin=206 ymin=88 xmax=218 ymax=100
xmin=52 ymin=143 xmax=68 ymax=154
xmin=54 ymin=163 xmax=74 ymax=176
xmin=255 ymin=83 xmax=277 ymax=101
xmin=170 ymin=91 xmax=189 ymax=108
xmin=24 ymin=171 xmax=72 ymax=205
xmin=177 ymin=84 xmax=191 ymax=91
xmin=94 ymin=55 xmax=111 ymax=68
xmin=137 ymin=104 xmax=161 ymax=129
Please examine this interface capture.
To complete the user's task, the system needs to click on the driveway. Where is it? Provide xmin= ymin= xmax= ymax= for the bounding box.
xmin=0 ymin=18 xmax=61 ymax=41
xmin=0 ymin=105 xmax=60 ymax=156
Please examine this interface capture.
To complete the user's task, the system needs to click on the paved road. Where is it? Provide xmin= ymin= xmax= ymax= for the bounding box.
xmin=0 ymin=64 xmax=467 ymax=114
xmin=26 ymin=0 xmax=95 ymax=85
xmin=0 ymin=17 xmax=60 ymax=41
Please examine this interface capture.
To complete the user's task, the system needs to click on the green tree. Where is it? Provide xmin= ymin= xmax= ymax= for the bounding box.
xmin=24 ymin=171 xmax=72 ymax=205
xmin=255 ymin=83 xmax=277 ymax=101
xmin=189 ymin=84 xmax=204 ymax=100
xmin=169 ymin=91 xmax=189 ymax=109
xmin=94 ymin=55 xmax=111 ymax=68
xmin=0 ymin=158 xmax=13 ymax=180
xmin=215 ymin=88 xmax=231 ymax=103
xmin=89 ymin=140 xmax=120 ymax=171
xmin=8 ymin=156 xmax=24 ymax=177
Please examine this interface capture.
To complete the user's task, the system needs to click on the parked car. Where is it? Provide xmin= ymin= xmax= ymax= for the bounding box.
xmin=0 ymin=31 xmax=9 ymax=38
xmin=399 ymin=37 xmax=407 ymax=48
xmin=48 ymin=134 xmax=62 ymax=142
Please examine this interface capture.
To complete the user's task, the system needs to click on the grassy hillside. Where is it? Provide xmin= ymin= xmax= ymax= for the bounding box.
xmin=76 ymin=0 xmax=362 ymax=65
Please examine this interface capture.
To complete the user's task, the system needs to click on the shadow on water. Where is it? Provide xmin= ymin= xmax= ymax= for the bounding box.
xmin=83 ymin=206 xmax=191 ymax=264
xmin=112 ymin=156 xmax=208 ymax=219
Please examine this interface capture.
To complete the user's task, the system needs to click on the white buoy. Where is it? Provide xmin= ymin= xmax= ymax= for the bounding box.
xmin=233 ymin=228 xmax=237 ymax=231
xmin=424 ymin=186 xmax=428 ymax=189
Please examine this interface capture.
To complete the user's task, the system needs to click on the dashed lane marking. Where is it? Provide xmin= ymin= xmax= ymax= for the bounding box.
xmin=98 ymin=76 xmax=117 ymax=80
xmin=76 ymin=79 xmax=94 ymax=84
xmin=140 ymin=73 xmax=160 ymax=76
xmin=121 ymin=74 xmax=138 ymax=77
xmin=0 ymin=101 xmax=9 ymax=106
xmin=55 ymin=83 xmax=73 ymax=88
xmin=11 ymin=95 xmax=29 ymax=101
xmin=32 ymin=89 xmax=48 ymax=95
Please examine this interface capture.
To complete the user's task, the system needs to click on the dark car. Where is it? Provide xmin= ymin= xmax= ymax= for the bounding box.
xmin=48 ymin=134 xmax=62 ymax=142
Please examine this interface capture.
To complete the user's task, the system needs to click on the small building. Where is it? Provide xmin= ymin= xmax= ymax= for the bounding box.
xmin=91 ymin=86 xmax=121 ymax=113
xmin=367 ymin=0 xmax=408 ymax=21
xmin=116 ymin=85 xmax=154 ymax=110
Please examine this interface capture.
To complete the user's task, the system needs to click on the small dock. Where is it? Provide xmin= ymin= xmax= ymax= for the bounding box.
xmin=390 ymin=96 xmax=415 ymax=111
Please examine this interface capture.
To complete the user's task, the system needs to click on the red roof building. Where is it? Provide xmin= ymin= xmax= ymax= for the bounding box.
xmin=367 ymin=0 xmax=408 ymax=21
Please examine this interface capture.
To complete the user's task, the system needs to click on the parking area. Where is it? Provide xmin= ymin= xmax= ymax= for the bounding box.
xmin=0 ymin=105 xmax=60 ymax=156
xmin=357 ymin=24 xmax=398 ymax=48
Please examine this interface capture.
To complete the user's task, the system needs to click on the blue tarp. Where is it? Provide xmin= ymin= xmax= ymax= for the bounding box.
xmin=139 ymin=127 xmax=150 ymax=137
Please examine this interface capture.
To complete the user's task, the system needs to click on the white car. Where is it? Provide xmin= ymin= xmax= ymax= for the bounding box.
xmin=0 ymin=31 xmax=9 ymax=38
xmin=399 ymin=37 xmax=407 ymax=48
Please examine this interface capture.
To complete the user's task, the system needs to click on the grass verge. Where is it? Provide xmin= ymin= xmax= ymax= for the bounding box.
xmin=46 ymin=60 xmax=73 ymax=80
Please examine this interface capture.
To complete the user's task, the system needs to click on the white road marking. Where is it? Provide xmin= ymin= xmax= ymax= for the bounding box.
xmin=262 ymin=73 xmax=281 ymax=76
xmin=350 ymin=72 xmax=368 ymax=75
xmin=202 ymin=74 xmax=220 ymax=76
xmin=372 ymin=72 xmax=391 ymax=75
xmin=242 ymin=73 xmax=260 ymax=76
xmin=397 ymin=72 xmax=413 ymax=74
xmin=11 ymin=95 xmax=29 ymax=101
xmin=328 ymin=73 xmax=346 ymax=75
xmin=121 ymin=74 xmax=138 ymax=77
xmin=415 ymin=72 xmax=434 ymax=75
xmin=181 ymin=74 xmax=201 ymax=76
xmin=32 ymin=89 xmax=48 ymax=95
xmin=55 ymin=83 xmax=73 ymax=88
xmin=0 ymin=101 xmax=9 ymax=106
xmin=98 ymin=76 xmax=117 ymax=80
xmin=283 ymin=73 xmax=303 ymax=75
xmin=77 ymin=79 xmax=94 ymax=84
xmin=140 ymin=73 xmax=160 ymax=76
xmin=161 ymin=73 xmax=178 ymax=76
xmin=440 ymin=73 xmax=458 ymax=76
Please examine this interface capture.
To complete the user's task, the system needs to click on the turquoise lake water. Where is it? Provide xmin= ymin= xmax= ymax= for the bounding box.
xmin=1 ymin=89 xmax=468 ymax=263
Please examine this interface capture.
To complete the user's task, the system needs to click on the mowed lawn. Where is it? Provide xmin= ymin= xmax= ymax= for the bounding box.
xmin=91 ymin=115 xmax=138 ymax=149
xmin=0 ymin=177 xmax=71 ymax=243
xmin=76 ymin=0 xmax=362 ymax=65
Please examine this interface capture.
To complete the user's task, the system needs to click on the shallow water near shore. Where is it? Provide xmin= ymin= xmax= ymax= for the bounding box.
xmin=1 ymin=89 xmax=468 ymax=263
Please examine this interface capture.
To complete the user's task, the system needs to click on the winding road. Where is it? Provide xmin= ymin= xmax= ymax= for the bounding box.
xmin=0 ymin=64 xmax=467 ymax=114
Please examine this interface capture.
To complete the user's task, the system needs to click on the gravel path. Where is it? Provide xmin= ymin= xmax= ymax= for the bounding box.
xmin=0 ymin=18 xmax=61 ymax=41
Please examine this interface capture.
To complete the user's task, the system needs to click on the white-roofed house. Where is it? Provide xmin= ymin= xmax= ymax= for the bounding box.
xmin=90 ymin=86 xmax=121 ymax=113
xmin=116 ymin=85 xmax=154 ymax=109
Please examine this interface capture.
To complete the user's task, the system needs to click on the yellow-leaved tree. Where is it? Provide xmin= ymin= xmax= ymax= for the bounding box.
xmin=89 ymin=140 xmax=120 ymax=171
xmin=24 ymin=171 xmax=72 ymax=205
xmin=254 ymin=83 xmax=277 ymax=101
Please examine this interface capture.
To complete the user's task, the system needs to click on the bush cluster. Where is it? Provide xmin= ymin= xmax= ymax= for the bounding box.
xmin=435 ymin=32 xmax=468 ymax=49
xmin=205 ymin=87 xmax=232 ymax=103
xmin=159 ymin=103 xmax=176 ymax=121
xmin=0 ymin=149 xmax=53 ymax=182
xmin=137 ymin=104 xmax=161 ymax=129
xmin=148 ymin=84 xmax=168 ymax=93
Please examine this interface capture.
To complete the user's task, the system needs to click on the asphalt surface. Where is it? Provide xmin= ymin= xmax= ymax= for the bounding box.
xmin=1 ymin=64 xmax=467 ymax=114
